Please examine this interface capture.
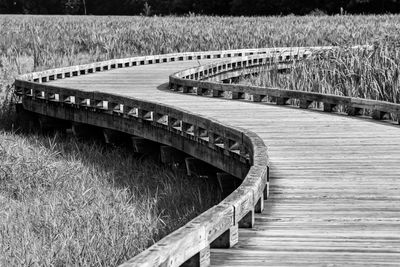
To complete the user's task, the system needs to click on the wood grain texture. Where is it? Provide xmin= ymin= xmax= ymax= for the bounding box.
xmin=29 ymin=53 xmax=400 ymax=266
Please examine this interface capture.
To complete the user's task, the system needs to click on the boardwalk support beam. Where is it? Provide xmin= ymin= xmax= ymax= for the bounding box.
xmin=216 ymin=172 xmax=241 ymax=197
xmin=238 ymin=209 xmax=255 ymax=228
xmin=72 ymin=123 xmax=102 ymax=139
xmin=16 ymin=103 xmax=39 ymax=132
xmin=323 ymin=103 xmax=337 ymax=112
xmin=347 ymin=107 xmax=362 ymax=116
xmin=276 ymin=97 xmax=289 ymax=105
xmin=181 ymin=245 xmax=210 ymax=267
xmin=37 ymin=115 xmax=70 ymax=133
xmin=299 ymin=99 xmax=313 ymax=109
xmin=185 ymin=157 xmax=215 ymax=178
xmin=103 ymin=128 xmax=131 ymax=146
xmin=255 ymin=193 xmax=264 ymax=213
xmin=160 ymin=146 xmax=186 ymax=169
xmin=210 ymin=225 xmax=239 ymax=248
xmin=372 ymin=109 xmax=386 ymax=120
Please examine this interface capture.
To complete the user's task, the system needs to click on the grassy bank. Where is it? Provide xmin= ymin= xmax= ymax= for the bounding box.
xmin=0 ymin=131 xmax=220 ymax=266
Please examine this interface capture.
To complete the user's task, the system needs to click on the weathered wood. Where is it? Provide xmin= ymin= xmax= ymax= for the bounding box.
xmin=323 ymin=103 xmax=336 ymax=112
xmin=263 ymin=182 xmax=269 ymax=200
xmin=299 ymin=99 xmax=313 ymax=109
xmin=181 ymin=245 xmax=210 ymax=267
xmin=37 ymin=115 xmax=70 ymax=133
xmin=276 ymin=97 xmax=289 ymax=105
xmin=254 ymin=193 xmax=264 ymax=213
xmin=347 ymin=107 xmax=362 ymax=116
xmin=216 ymin=172 xmax=241 ymax=197
xmin=210 ymin=225 xmax=238 ymax=248
xmin=185 ymin=157 xmax=215 ymax=178
xmin=72 ymin=122 xmax=101 ymax=139
xmin=230 ymin=92 xmax=239 ymax=99
xmin=16 ymin=103 xmax=39 ymax=132
xmin=131 ymin=137 xmax=159 ymax=154
xmin=160 ymin=146 xmax=186 ymax=168
xmin=251 ymin=94 xmax=265 ymax=102
xmin=372 ymin=109 xmax=386 ymax=120
xmin=103 ymin=128 xmax=131 ymax=145
xmin=238 ymin=209 xmax=255 ymax=228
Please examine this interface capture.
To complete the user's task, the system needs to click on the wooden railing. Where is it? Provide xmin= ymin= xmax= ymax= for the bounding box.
xmin=14 ymin=46 xmax=372 ymax=267
xmin=17 ymin=47 xmax=318 ymax=84
xmin=170 ymin=46 xmax=400 ymax=124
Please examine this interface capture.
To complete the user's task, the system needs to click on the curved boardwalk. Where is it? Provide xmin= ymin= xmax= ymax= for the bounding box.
xmin=49 ymin=59 xmax=400 ymax=266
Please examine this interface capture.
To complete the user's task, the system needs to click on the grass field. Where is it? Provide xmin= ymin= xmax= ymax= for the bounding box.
xmin=0 ymin=132 xmax=220 ymax=266
xmin=246 ymin=42 xmax=400 ymax=104
xmin=1 ymin=14 xmax=400 ymax=265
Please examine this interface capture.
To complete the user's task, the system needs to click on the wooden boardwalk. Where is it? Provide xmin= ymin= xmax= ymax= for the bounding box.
xmin=47 ymin=58 xmax=400 ymax=266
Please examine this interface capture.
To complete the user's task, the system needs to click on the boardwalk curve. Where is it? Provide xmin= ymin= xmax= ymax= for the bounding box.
xmin=14 ymin=46 xmax=400 ymax=266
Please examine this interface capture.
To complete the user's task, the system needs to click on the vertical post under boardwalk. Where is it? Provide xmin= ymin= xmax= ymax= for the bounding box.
xmin=210 ymin=225 xmax=239 ymax=248
xmin=255 ymin=192 xmax=264 ymax=213
xmin=37 ymin=115 xmax=70 ymax=133
xmin=72 ymin=123 xmax=101 ymax=139
xmin=230 ymin=92 xmax=239 ymax=99
xmin=251 ymin=94 xmax=263 ymax=102
xmin=181 ymin=245 xmax=210 ymax=267
xmin=276 ymin=97 xmax=289 ymax=105
xmin=131 ymin=137 xmax=159 ymax=154
xmin=372 ymin=110 xmax=385 ymax=120
xmin=263 ymin=182 xmax=270 ymax=200
xmin=323 ymin=103 xmax=336 ymax=112
xmin=160 ymin=146 xmax=185 ymax=166
xmin=238 ymin=209 xmax=255 ymax=228
xmin=347 ymin=107 xmax=362 ymax=116
xmin=216 ymin=172 xmax=241 ymax=197
xmin=299 ymin=99 xmax=313 ymax=109
xmin=264 ymin=166 xmax=270 ymax=200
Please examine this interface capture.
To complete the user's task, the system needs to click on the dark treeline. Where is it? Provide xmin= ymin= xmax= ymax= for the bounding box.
xmin=1 ymin=0 xmax=400 ymax=15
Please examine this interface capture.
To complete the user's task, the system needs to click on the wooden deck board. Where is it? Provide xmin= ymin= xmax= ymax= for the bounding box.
xmin=50 ymin=60 xmax=400 ymax=266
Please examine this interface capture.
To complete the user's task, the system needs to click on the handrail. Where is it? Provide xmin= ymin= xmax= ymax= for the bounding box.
xmin=17 ymin=47 xmax=320 ymax=83
xmin=169 ymin=45 xmax=400 ymax=124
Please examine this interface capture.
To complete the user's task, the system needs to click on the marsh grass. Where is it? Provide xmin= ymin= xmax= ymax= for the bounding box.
xmin=2 ymin=14 xmax=400 ymax=265
xmin=0 ymin=132 xmax=220 ymax=266
xmin=247 ymin=42 xmax=400 ymax=104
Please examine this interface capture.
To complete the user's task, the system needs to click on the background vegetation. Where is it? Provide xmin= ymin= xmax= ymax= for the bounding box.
xmin=1 ymin=0 xmax=400 ymax=15
xmin=247 ymin=43 xmax=400 ymax=104
xmin=0 ymin=132 xmax=220 ymax=266
xmin=1 ymin=14 xmax=400 ymax=265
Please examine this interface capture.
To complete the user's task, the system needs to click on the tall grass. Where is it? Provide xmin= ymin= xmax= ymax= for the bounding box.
xmin=0 ymin=132 xmax=220 ymax=266
xmin=1 ymin=15 xmax=400 ymax=265
xmin=247 ymin=41 xmax=400 ymax=104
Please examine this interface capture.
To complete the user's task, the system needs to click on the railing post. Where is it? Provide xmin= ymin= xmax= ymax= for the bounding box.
xmin=323 ymin=103 xmax=336 ymax=112
xmin=347 ymin=107 xmax=362 ymax=116
xmin=299 ymin=99 xmax=313 ymax=109
xmin=251 ymin=94 xmax=265 ymax=102
xmin=181 ymin=245 xmax=210 ymax=267
xmin=210 ymin=225 xmax=239 ymax=248
xmin=276 ymin=97 xmax=289 ymax=105
xmin=372 ymin=109 xmax=385 ymax=120
xmin=254 ymin=192 xmax=264 ymax=213
xmin=238 ymin=209 xmax=255 ymax=228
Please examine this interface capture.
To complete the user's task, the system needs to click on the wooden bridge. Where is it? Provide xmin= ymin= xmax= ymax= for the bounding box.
xmin=15 ymin=47 xmax=400 ymax=266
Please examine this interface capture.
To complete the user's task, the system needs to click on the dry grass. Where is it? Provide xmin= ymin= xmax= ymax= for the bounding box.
xmin=247 ymin=41 xmax=400 ymax=104
xmin=0 ymin=132 xmax=220 ymax=266
xmin=1 ymin=14 xmax=400 ymax=265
